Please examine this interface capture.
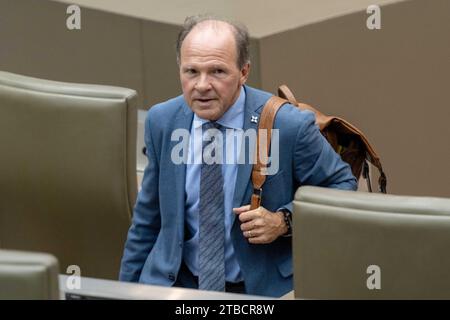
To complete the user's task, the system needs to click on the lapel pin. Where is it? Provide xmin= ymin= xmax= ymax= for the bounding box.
xmin=251 ymin=115 xmax=258 ymax=123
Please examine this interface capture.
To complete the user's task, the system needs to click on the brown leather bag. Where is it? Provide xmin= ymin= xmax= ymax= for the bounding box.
xmin=250 ymin=85 xmax=387 ymax=210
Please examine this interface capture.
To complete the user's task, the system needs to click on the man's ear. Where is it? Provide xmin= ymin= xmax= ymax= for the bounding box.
xmin=240 ymin=63 xmax=250 ymax=85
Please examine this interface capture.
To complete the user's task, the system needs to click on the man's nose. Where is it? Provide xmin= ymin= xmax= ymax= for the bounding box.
xmin=195 ymin=74 xmax=212 ymax=92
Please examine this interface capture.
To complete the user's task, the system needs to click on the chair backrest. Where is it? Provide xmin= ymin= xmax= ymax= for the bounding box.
xmin=0 ymin=70 xmax=137 ymax=280
xmin=0 ymin=249 xmax=59 ymax=299
xmin=292 ymin=186 xmax=450 ymax=299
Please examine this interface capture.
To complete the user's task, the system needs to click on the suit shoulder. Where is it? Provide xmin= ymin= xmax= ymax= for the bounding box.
xmin=147 ymin=94 xmax=185 ymax=119
xmin=245 ymin=85 xmax=272 ymax=101
xmin=144 ymin=95 xmax=186 ymax=134
xmin=275 ymin=103 xmax=316 ymax=132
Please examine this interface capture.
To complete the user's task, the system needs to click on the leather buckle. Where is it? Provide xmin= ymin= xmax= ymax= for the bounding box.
xmin=253 ymin=187 xmax=262 ymax=198
xmin=250 ymin=188 xmax=263 ymax=210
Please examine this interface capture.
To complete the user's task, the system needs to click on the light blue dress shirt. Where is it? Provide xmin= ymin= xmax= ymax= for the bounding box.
xmin=183 ymin=87 xmax=245 ymax=283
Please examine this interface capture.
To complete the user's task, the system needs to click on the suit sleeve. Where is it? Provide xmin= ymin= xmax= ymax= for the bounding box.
xmin=294 ymin=111 xmax=357 ymax=190
xmin=119 ymin=109 xmax=162 ymax=282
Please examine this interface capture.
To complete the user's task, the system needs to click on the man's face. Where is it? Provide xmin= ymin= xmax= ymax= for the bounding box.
xmin=179 ymin=22 xmax=250 ymax=121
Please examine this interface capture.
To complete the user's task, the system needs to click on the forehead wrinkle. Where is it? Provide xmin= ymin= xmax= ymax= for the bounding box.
xmin=183 ymin=45 xmax=233 ymax=64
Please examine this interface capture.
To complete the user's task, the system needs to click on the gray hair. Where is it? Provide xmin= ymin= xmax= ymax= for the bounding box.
xmin=176 ymin=14 xmax=250 ymax=69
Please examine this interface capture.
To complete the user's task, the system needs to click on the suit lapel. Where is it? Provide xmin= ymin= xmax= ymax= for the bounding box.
xmin=171 ymin=102 xmax=194 ymax=233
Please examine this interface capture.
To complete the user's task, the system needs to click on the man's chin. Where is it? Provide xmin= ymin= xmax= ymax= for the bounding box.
xmin=196 ymin=112 xmax=220 ymax=121
xmin=192 ymin=106 xmax=221 ymax=121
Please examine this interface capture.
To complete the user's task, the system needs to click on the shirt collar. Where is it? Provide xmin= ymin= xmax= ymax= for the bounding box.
xmin=192 ymin=86 xmax=245 ymax=130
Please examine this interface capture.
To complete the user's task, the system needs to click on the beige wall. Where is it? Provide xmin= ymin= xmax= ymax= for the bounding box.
xmin=259 ymin=0 xmax=450 ymax=197
xmin=51 ymin=0 xmax=403 ymax=38
xmin=1 ymin=0 xmax=448 ymax=198
xmin=0 ymin=0 xmax=261 ymax=108
xmin=0 ymin=0 xmax=145 ymax=106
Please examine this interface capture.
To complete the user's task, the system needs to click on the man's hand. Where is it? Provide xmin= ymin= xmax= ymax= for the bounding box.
xmin=233 ymin=205 xmax=288 ymax=244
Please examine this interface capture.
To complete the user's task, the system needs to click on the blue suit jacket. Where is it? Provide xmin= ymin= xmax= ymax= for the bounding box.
xmin=119 ymin=85 xmax=357 ymax=297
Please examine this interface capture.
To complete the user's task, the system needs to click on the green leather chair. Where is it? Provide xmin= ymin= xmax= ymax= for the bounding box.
xmin=0 ymin=249 xmax=59 ymax=299
xmin=0 ymin=71 xmax=137 ymax=280
xmin=293 ymin=186 xmax=450 ymax=299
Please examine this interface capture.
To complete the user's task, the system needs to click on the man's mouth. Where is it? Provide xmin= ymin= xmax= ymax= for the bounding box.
xmin=196 ymin=98 xmax=214 ymax=102
xmin=195 ymin=98 xmax=216 ymax=106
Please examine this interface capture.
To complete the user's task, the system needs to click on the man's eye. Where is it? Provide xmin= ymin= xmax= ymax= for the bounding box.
xmin=185 ymin=69 xmax=197 ymax=75
xmin=213 ymin=69 xmax=225 ymax=74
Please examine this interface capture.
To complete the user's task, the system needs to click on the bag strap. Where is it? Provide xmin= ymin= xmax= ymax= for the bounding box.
xmin=250 ymin=96 xmax=288 ymax=210
xmin=278 ymin=84 xmax=297 ymax=104
xmin=280 ymin=85 xmax=333 ymax=130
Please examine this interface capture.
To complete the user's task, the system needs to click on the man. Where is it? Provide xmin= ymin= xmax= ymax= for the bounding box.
xmin=119 ymin=15 xmax=357 ymax=297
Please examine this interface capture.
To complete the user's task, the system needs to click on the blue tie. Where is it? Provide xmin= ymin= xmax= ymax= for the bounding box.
xmin=198 ymin=121 xmax=225 ymax=291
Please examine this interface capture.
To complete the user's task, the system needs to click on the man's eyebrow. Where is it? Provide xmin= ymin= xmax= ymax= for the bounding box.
xmin=210 ymin=64 xmax=228 ymax=69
